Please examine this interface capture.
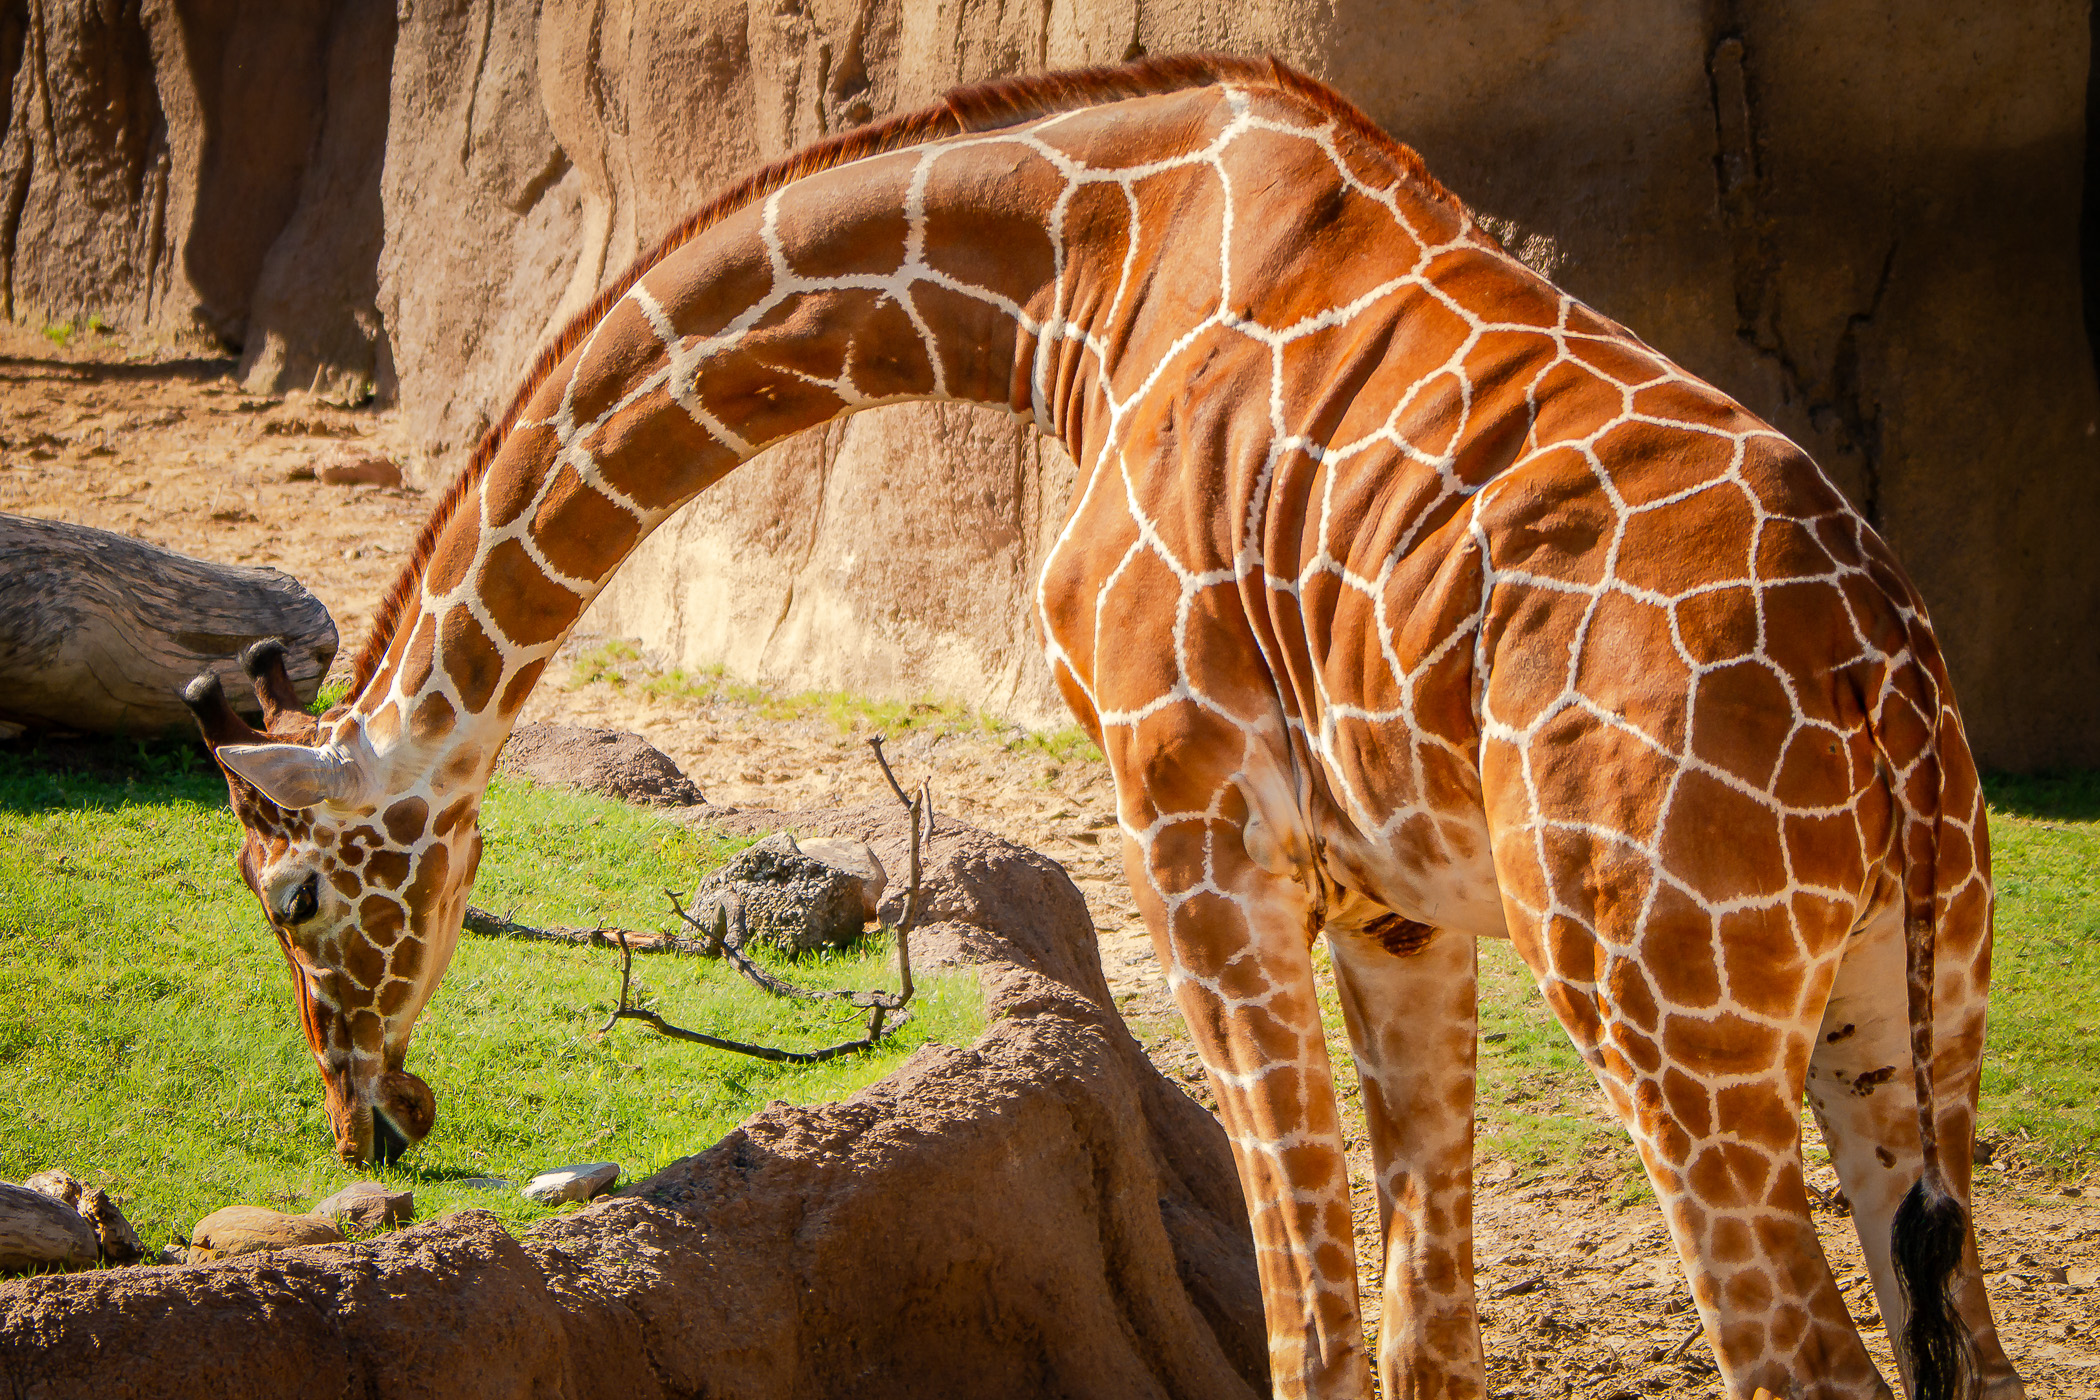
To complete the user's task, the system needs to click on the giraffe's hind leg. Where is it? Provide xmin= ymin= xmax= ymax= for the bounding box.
xmin=1481 ymin=761 xmax=1892 ymax=1399
xmin=1811 ymin=900 xmax=2026 ymax=1399
xmin=1327 ymin=922 xmax=1486 ymax=1400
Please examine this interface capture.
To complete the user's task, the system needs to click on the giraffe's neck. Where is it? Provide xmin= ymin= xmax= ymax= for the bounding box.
xmin=346 ymin=146 xmax=1059 ymax=790
xmin=340 ymin=78 xmax=1466 ymax=803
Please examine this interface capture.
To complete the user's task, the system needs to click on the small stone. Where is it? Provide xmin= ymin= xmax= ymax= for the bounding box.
xmin=187 ymin=1206 xmax=342 ymax=1262
xmin=311 ymin=1181 xmax=414 ymax=1231
xmin=796 ymin=837 xmax=887 ymax=921
xmin=27 ymin=1170 xmax=146 ymax=1264
xmin=454 ymin=1177 xmax=514 ymax=1192
xmin=520 ymin=1162 xmax=620 ymax=1205
xmin=312 ymin=447 xmax=402 ymax=488
xmin=24 ymin=1168 xmax=83 ymax=1207
xmin=0 ymin=1182 xmax=98 ymax=1272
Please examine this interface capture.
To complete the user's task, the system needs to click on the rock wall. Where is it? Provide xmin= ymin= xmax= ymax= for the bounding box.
xmin=1 ymin=1 xmax=2095 ymax=767
xmin=0 ymin=0 xmax=394 ymax=400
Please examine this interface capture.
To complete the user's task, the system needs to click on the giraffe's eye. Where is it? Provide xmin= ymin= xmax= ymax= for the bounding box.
xmin=278 ymin=873 xmax=320 ymax=926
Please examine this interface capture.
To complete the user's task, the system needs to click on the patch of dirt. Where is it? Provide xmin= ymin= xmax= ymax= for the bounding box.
xmin=0 ymin=327 xmax=427 ymax=654
xmin=8 ymin=330 xmax=2095 ymax=1397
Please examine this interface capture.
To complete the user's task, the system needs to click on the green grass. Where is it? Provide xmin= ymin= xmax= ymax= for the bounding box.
xmin=0 ymin=739 xmax=982 ymax=1257
xmin=309 ymin=678 xmax=350 ymax=714
xmin=566 ymin=640 xmax=1104 ymax=764
xmin=1972 ymin=772 xmax=2100 ymax=1175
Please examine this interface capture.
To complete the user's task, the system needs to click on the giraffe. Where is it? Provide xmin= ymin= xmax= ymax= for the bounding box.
xmin=180 ymin=56 xmax=2022 ymax=1400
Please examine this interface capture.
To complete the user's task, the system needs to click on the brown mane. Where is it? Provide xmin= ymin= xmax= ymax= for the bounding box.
xmin=347 ymin=53 xmax=1460 ymax=698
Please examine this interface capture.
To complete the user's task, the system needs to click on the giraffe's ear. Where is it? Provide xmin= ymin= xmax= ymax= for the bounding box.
xmin=215 ymin=742 xmax=372 ymax=811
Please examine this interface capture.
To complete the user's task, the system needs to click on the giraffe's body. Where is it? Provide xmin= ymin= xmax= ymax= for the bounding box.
xmin=187 ymin=58 xmax=2020 ymax=1400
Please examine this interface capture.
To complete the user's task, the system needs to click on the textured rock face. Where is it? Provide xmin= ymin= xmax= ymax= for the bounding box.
xmin=0 ymin=0 xmax=394 ymax=397
xmin=0 ymin=812 xmax=1266 ymax=1398
xmin=1 ymin=3 xmax=2094 ymax=765
xmin=696 ymin=831 xmax=867 ymax=956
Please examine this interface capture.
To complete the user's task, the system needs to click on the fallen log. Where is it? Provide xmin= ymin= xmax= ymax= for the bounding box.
xmin=0 ymin=513 xmax=336 ymax=737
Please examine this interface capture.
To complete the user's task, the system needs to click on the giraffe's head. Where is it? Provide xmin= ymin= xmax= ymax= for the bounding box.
xmin=182 ymin=642 xmax=479 ymax=1165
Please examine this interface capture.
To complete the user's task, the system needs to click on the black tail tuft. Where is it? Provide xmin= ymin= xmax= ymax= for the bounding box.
xmin=1892 ymin=1178 xmax=1975 ymax=1400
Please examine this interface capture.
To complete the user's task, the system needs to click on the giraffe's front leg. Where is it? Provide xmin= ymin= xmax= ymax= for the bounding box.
xmin=1125 ymin=819 xmax=1373 ymax=1400
xmin=1327 ymin=922 xmax=1486 ymax=1400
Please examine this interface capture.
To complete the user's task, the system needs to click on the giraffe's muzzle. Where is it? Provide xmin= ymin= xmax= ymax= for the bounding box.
xmin=332 ymin=1068 xmax=436 ymax=1166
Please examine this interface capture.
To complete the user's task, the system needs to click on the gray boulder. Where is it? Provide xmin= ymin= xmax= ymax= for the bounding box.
xmin=695 ymin=832 xmax=866 ymax=958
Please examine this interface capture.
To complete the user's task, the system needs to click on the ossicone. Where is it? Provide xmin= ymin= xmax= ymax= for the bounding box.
xmin=182 ymin=670 xmax=260 ymax=749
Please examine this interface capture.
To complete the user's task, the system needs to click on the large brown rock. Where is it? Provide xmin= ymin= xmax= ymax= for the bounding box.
xmin=187 ymin=1207 xmax=343 ymax=1263
xmin=1 ymin=3 xmax=2092 ymax=764
xmin=499 ymin=721 xmax=706 ymax=806
xmin=0 ymin=812 xmax=1266 ymax=1398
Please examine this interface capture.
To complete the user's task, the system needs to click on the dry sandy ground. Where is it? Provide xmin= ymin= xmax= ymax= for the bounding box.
xmin=5 ymin=327 xmax=2095 ymax=1397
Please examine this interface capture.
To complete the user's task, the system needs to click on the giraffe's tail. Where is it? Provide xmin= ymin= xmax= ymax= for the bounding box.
xmin=1870 ymin=618 xmax=1977 ymax=1400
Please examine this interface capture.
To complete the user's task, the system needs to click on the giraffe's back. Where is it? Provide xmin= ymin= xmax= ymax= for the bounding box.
xmin=1223 ymin=231 xmax=1909 ymax=933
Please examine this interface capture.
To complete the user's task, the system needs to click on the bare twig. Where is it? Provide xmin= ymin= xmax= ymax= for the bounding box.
xmin=596 ymin=736 xmax=933 ymax=1064
xmin=664 ymin=890 xmax=906 ymax=1012
xmin=465 ymin=904 xmax=709 ymax=955
xmin=595 ymin=928 xmax=900 ymax=1063
xmin=867 ymin=734 xmax=912 ymax=807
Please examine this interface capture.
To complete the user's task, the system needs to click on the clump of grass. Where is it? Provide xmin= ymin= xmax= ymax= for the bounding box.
xmin=0 ymin=741 xmax=982 ymax=1252
xmin=1974 ymin=772 xmax=2100 ymax=1176
xmin=42 ymin=323 xmax=73 ymax=349
xmin=568 ymin=639 xmax=1105 ymax=763
xmin=307 ymin=678 xmax=351 ymax=714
